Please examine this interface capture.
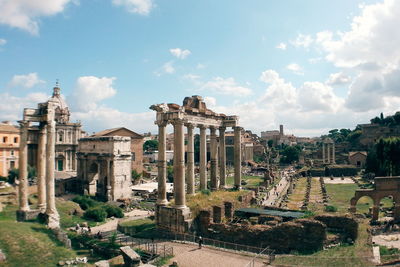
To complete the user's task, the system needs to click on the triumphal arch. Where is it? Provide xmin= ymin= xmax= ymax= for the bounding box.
xmin=150 ymin=95 xmax=242 ymax=232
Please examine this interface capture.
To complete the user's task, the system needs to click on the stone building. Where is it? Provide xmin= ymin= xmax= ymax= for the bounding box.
xmin=0 ymin=122 xmax=19 ymax=177
xmin=348 ymin=151 xmax=367 ymax=168
xmin=76 ymin=136 xmax=132 ymax=201
xmin=27 ymin=86 xmax=83 ymax=172
xmin=92 ymin=127 xmax=144 ymax=173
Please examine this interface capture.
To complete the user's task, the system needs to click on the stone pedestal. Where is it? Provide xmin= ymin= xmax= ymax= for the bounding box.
xmin=120 ymin=246 xmax=142 ymax=267
xmin=16 ymin=209 xmax=40 ymax=222
xmin=156 ymin=205 xmax=192 ymax=233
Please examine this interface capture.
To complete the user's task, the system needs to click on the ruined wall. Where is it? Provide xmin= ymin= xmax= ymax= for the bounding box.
xmin=314 ymin=214 xmax=358 ymax=241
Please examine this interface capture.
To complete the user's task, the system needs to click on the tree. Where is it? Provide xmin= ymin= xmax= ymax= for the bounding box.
xmin=131 ymin=169 xmax=141 ymax=184
xmin=167 ymin=165 xmax=174 ymax=183
xmin=7 ymin=165 xmax=36 ymax=184
xmin=267 ymin=140 xmax=273 ymax=148
xmin=143 ymin=140 xmax=158 ymax=152
xmin=366 ymin=137 xmax=400 ymax=176
xmin=280 ymin=146 xmax=301 ymax=164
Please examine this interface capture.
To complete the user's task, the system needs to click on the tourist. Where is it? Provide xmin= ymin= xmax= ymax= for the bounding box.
xmin=198 ymin=236 xmax=203 ymax=249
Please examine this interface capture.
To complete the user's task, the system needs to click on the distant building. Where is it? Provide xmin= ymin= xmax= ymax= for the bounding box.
xmin=0 ymin=122 xmax=19 ymax=177
xmin=92 ymin=127 xmax=144 ymax=173
xmin=348 ymin=151 xmax=367 ymax=168
xmin=27 ymin=86 xmax=84 ymax=172
xmin=358 ymin=123 xmax=400 ymax=148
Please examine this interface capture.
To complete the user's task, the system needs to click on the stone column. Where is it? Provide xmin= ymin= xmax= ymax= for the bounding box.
xmin=199 ymin=125 xmax=207 ymax=190
xmin=210 ymin=127 xmax=218 ymax=191
xmin=219 ymin=127 xmax=226 ymax=189
xmin=327 ymin=144 xmax=331 ymax=164
xmin=372 ymin=205 xmax=379 ymax=221
xmin=234 ymin=127 xmax=242 ymax=189
xmin=173 ymin=120 xmax=186 ymax=209
xmin=37 ymin=126 xmax=47 ymax=212
xmin=322 ymin=143 xmax=326 ymax=163
xmin=332 ymin=143 xmax=335 ymax=164
xmin=45 ymin=119 xmax=60 ymax=228
xmin=186 ymin=124 xmax=195 ymax=195
xmin=18 ymin=121 xmax=30 ymax=212
xmin=157 ymin=122 xmax=168 ymax=205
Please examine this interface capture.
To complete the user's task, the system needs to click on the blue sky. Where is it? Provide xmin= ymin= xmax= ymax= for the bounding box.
xmin=1 ymin=0 xmax=399 ymax=136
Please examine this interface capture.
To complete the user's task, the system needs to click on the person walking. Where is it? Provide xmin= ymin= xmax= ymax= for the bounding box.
xmin=198 ymin=236 xmax=203 ymax=249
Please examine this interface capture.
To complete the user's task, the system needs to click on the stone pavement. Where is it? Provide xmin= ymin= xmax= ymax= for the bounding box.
xmin=263 ymin=172 xmax=290 ymax=207
xmin=162 ymin=242 xmax=267 ymax=267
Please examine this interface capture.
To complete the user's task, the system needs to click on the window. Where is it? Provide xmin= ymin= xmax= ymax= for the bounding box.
xmin=10 ymin=161 xmax=15 ymax=169
xmin=3 ymin=137 xmax=7 ymax=143
xmin=58 ymin=132 xmax=63 ymax=142
xmin=14 ymin=137 xmax=18 ymax=143
xmin=11 ymin=150 xmax=14 ymax=156
xmin=132 ymin=152 xmax=136 ymax=161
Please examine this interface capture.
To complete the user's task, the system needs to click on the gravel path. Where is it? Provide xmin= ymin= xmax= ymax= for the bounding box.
xmin=163 ymin=242 xmax=268 ymax=267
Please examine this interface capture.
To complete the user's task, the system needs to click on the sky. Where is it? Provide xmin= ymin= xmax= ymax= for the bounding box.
xmin=0 ymin=0 xmax=399 ymax=137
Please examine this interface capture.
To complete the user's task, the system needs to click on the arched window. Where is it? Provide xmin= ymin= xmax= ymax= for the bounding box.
xmin=58 ymin=131 xmax=64 ymax=142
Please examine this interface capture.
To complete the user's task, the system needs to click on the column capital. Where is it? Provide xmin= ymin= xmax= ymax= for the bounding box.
xmin=198 ymin=124 xmax=207 ymax=130
xmin=209 ymin=126 xmax=217 ymax=133
xmin=156 ymin=121 xmax=168 ymax=127
xmin=185 ymin=123 xmax=195 ymax=129
xmin=219 ymin=126 xmax=226 ymax=132
xmin=234 ymin=126 xmax=243 ymax=131
xmin=18 ymin=120 xmax=29 ymax=128
xmin=172 ymin=119 xmax=184 ymax=126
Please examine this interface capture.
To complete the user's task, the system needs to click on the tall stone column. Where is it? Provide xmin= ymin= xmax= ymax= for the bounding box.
xmin=186 ymin=124 xmax=195 ymax=195
xmin=199 ymin=125 xmax=207 ymax=190
xmin=322 ymin=143 xmax=326 ymax=163
xmin=234 ymin=127 xmax=242 ymax=189
xmin=157 ymin=122 xmax=168 ymax=205
xmin=18 ymin=121 xmax=30 ymax=212
xmin=332 ymin=143 xmax=335 ymax=164
xmin=37 ymin=126 xmax=47 ymax=212
xmin=219 ymin=127 xmax=226 ymax=189
xmin=173 ymin=120 xmax=186 ymax=209
xmin=210 ymin=127 xmax=218 ymax=190
xmin=327 ymin=145 xmax=331 ymax=164
xmin=45 ymin=119 xmax=60 ymax=228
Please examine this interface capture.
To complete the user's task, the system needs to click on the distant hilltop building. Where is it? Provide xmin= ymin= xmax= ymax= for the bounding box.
xmin=261 ymin=125 xmax=297 ymax=146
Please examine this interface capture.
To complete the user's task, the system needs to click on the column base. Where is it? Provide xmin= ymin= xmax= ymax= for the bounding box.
xmin=233 ymin=185 xmax=241 ymax=191
xmin=37 ymin=204 xmax=46 ymax=213
xmin=16 ymin=209 xmax=40 ymax=222
xmin=157 ymin=199 xmax=169 ymax=206
xmin=173 ymin=204 xmax=188 ymax=210
xmin=45 ymin=212 xmax=60 ymax=229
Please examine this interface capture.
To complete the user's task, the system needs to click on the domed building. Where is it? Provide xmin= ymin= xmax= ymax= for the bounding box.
xmin=27 ymin=85 xmax=84 ymax=173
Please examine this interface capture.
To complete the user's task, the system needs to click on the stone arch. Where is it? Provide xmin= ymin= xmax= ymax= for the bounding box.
xmin=349 ymin=191 xmax=377 ymax=218
xmin=87 ymin=161 xmax=100 ymax=196
xmin=378 ymin=194 xmax=395 ymax=219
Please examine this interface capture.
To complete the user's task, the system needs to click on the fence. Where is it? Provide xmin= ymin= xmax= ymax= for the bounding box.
xmin=167 ymin=231 xmax=274 ymax=258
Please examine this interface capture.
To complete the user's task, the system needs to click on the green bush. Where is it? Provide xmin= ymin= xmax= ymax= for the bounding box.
xmin=72 ymin=196 xmax=98 ymax=210
xmin=325 ymin=205 xmax=338 ymax=212
xmin=84 ymin=207 xmax=107 ymax=222
xmin=200 ymin=189 xmax=211 ymax=195
xmin=103 ymin=205 xmax=124 ymax=218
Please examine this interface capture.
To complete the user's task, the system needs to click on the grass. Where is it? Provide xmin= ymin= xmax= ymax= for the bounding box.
xmin=273 ymin=219 xmax=374 ymax=267
xmin=226 ymin=175 xmax=263 ymax=187
xmin=287 ymin=177 xmax=307 ymax=210
xmin=119 ymin=218 xmax=157 ymax=239
xmin=0 ymin=205 xmax=79 ymax=267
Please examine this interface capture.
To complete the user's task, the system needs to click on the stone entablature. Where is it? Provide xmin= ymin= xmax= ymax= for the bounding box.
xmin=76 ymin=136 xmax=132 ymax=201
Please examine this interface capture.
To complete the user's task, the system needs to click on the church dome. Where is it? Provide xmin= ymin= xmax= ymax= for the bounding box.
xmin=48 ymin=85 xmax=70 ymax=123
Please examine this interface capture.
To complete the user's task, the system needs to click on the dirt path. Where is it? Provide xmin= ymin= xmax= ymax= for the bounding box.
xmin=162 ymin=242 xmax=267 ymax=267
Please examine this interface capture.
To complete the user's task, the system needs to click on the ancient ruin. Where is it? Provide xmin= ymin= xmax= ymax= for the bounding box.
xmin=322 ymin=138 xmax=335 ymax=164
xmin=17 ymin=85 xmax=63 ymax=228
xmin=350 ymin=176 xmax=400 ymax=221
xmin=150 ymin=95 xmax=242 ymax=232
xmin=76 ymin=136 xmax=132 ymax=201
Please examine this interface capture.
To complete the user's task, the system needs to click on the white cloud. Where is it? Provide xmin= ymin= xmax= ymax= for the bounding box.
xmin=162 ymin=61 xmax=175 ymax=74
xmin=0 ymin=39 xmax=6 ymax=45
xmin=68 ymin=76 xmax=117 ymax=112
xmin=204 ymin=96 xmax=216 ymax=108
xmin=0 ymin=92 xmax=48 ymax=121
xmin=196 ymin=63 xmax=205 ymax=69
xmin=0 ymin=0 xmax=73 ymax=35
xmin=169 ymin=48 xmax=191 ymax=59
xmin=286 ymin=63 xmax=304 ymax=75
xmin=200 ymin=77 xmax=252 ymax=97
xmin=298 ymin=82 xmax=344 ymax=112
xmin=112 ymin=0 xmax=153 ymax=15
xmin=290 ymin=33 xmax=313 ymax=48
xmin=326 ymin=72 xmax=352 ymax=86
xmin=9 ymin=73 xmax=45 ymax=88
xmin=276 ymin=42 xmax=287 ymax=50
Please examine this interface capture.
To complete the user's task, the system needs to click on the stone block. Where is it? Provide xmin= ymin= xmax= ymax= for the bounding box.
xmin=16 ymin=209 xmax=40 ymax=222
xmin=120 ymin=246 xmax=141 ymax=267
xmin=212 ymin=206 xmax=223 ymax=223
xmin=94 ymin=260 xmax=110 ymax=267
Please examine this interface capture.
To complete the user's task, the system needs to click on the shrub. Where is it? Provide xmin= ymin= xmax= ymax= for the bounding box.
xmin=72 ymin=196 xmax=98 ymax=210
xmin=325 ymin=205 xmax=338 ymax=212
xmin=84 ymin=207 xmax=107 ymax=222
xmin=103 ymin=205 xmax=124 ymax=218
xmin=200 ymin=189 xmax=211 ymax=195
